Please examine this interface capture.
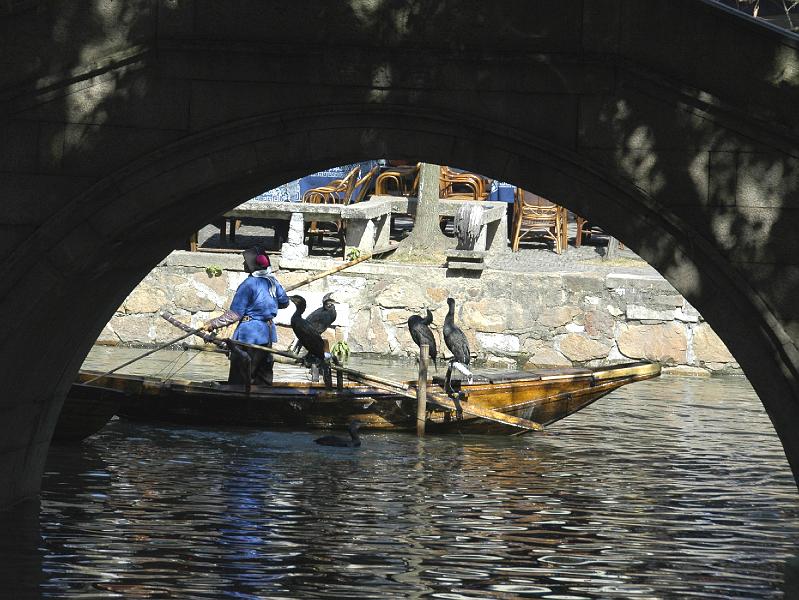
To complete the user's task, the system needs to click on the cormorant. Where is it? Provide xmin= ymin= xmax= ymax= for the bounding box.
xmin=407 ymin=308 xmax=438 ymax=367
xmin=292 ymin=292 xmax=336 ymax=354
xmin=443 ymin=297 xmax=473 ymax=390
xmin=314 ymin=420 xmax=362 ymax=447
xmin=289 ymin=295 xmax=336 ymax=386
xmin=289 ymin=295 xmax=326 ymax=361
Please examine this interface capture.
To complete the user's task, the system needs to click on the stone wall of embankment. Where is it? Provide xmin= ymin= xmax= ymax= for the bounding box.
xmin=98 ymin=251 xmax=740 ymax=376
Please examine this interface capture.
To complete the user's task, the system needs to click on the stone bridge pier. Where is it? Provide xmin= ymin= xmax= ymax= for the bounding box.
xmin=1 ymin=0 xmax=799 ymax=507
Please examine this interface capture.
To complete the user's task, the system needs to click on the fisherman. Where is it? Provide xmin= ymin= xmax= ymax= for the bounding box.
xmin=203 ymin=246 xmax=289 ymax=386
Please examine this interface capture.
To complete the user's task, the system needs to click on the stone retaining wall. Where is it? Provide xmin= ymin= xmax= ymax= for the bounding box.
xmin=98 ymin=251 xmax=740 ymax=376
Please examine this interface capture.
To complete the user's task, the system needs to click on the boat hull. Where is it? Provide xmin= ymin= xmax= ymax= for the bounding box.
xmin=52 ymin=382 xmax=126 ymax=443
xmin=71 ymin=361 xmax=660 ymax=435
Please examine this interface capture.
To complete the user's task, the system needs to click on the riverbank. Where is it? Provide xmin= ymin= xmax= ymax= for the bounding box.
xmin=97 ymin=245 xmax=739 ymax=376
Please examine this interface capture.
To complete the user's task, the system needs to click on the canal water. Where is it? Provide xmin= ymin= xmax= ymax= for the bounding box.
xmin=3 ymin=346 xmax=799 ymax=598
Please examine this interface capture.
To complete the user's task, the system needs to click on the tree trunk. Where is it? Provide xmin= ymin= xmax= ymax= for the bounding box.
xmin=604 ymin=236 xmax=620 ymax=261
xmin=390 ymin=162 xmax=453 ymax=263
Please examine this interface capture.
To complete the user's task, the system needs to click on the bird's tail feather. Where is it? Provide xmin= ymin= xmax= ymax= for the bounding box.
xmin=451 ymin=361 xmax=473 ymax=383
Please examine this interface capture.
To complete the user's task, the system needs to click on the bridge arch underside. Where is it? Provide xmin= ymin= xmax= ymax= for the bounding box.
xmin=3 ymin=101 xmax=799 ymax=508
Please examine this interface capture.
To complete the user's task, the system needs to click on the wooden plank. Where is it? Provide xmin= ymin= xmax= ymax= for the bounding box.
xmin=417 ymin=344 xmax=429 ymax=436
xmin=425 ymin=391 xmax=545 ymax=431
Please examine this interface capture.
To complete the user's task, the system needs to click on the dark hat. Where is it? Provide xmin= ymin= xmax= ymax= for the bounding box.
xmin=243 ymin=246 xmax=270 ymax=272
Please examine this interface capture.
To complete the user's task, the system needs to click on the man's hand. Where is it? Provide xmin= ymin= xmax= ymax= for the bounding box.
xmin=200 ymin=321 xmax=215 ymax=332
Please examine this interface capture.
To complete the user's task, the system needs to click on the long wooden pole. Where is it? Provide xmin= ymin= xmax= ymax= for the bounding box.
xmin=281 ymin=249 xmax=376 ymax=291
xmin=416 ymin=344 xmax=428 ymax=436
xmin=83 ymin=332 xmax=198 ymax=384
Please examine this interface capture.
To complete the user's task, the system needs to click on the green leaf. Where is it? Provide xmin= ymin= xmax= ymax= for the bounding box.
xmin=331 ymin=341 xmax=350 ymax=363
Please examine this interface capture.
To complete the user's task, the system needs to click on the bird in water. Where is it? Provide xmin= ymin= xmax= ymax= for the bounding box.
xmin=314 ymin=420 xmax=362 ymax=447
xmin=407 ymin=308 xmax=437 ymax=369
xmin=443 ymin=297 xmax=473 ymax=391
xmin=292 ymin=292 xmax=336 ymax=354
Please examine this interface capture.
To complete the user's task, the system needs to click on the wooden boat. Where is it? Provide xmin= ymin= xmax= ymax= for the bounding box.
xmin=70 ymin=360 xmax=660 ymax=435
xmin=52 ymin=382 xmax=128 ymax=444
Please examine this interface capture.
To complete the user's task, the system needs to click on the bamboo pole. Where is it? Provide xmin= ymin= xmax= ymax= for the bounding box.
xmin=416 ymin=344 xmax=428 ymax=436
xmin=282 ymin=256 xmax=369 ymax=290
xmin=83 ymin=329 xmax=200 ymax=384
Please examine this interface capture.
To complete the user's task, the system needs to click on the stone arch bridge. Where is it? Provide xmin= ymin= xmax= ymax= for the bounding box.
xmin=2 ymin=0 xmax=799 ymax=508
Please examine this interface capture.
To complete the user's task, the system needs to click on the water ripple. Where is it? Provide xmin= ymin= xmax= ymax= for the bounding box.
xmin=0 ymin=368 xmax=795 ymax=599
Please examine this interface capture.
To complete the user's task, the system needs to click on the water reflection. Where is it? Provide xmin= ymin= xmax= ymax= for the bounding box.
xmin=0 ymin=499 xmax=42 ymax=600
xmin=13 ymin=351 xmax=799 ymax=597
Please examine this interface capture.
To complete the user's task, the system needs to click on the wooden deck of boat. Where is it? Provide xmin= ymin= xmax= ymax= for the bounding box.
xmin=71 ymin=360 xmax=661 ymax=436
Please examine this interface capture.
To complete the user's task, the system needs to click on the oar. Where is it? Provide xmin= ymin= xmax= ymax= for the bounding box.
xmin=90 ymin=247 xmax=389 ymax=382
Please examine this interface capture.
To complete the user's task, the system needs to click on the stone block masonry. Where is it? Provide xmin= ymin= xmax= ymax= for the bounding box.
xmin=98 ymin=251 xmax=740 ymax=376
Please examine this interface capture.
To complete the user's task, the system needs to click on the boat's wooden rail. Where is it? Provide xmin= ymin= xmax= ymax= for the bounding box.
xmin=591 ymin=361 xmax=661 ymax=381
xmin=338 ymin=367 xmax=545 ymax=432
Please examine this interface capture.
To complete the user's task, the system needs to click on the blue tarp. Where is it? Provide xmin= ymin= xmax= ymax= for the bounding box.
xmin=487 ymin=180 xmax=516 ymax=202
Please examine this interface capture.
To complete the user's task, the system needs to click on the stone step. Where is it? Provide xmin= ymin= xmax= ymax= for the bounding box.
xmin=446 ymin=260 xmax=485 ymax=271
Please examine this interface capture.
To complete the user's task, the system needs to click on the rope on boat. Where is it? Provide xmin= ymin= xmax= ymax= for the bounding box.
xmin=152 ymin=345 xmax=203 ymax=381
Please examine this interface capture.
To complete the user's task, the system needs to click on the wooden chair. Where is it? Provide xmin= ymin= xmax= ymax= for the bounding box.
xmin=349 ymin=165 xmax=379 ymax=205
xmin=301 ymin=165 xmax=360 ymax=205
xmin=573 ymin=214 xmax=625 ymax=249
xmin=511 ymin=189 xmax=565 ymax=254
xmin=375 ymin=162 xmax=420 ymax=196
xmin=439 ymin=166 xmax=491 ymax=200
xmin=302 ymin=165 xmax=360 ymax=253
xmin=334 ymin=165 xmax=380 ymax=255
xmin=304 ymin=165 xmax=379 ymax=256
xmin=574 ymin=214 xmax=593 ymax=247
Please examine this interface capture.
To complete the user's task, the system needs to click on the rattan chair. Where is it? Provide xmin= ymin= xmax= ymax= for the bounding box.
xmin=511 ymin=189 xmax=564 ymax=253
xmin=439 ymin=166 xmax=491 ymax=200
xmin=375 ymin=163 xmax=420 ymax=196
xmin=304 ymin=165 xmax=379 ymax=256
xmin=301 ymin=165 xmax=361 ymax=205
xmin=349 ymin=165 xmax=379 ymax=204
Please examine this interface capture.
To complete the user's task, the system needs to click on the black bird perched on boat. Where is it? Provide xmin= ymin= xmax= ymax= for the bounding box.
xmin=407 ymin=308 xmax=437 ymax=368
xmin=443 ymin=297 xmax=473 ymax=391
xmin=289 ymin=294 xmax=337 ymax=387
xmin=443 ymin=297 xmax=470 ymax=365
xmin=292 ymin=292 xmax=336 ymax=354
xmin=314 ymin=420 xmax=362 ymax=447
xmin=289 ymin=295 xmax=326 ymax=363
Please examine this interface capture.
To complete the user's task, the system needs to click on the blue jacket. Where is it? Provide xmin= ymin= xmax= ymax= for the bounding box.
xmin=229 ymin=274 xmax=289 ymax=345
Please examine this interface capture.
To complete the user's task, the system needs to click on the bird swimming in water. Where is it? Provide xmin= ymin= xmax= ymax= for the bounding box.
xmin=407 ymin=308 xmax=437 ymax=369
xmin=314 ymin=420 xmax=362 ymax=447
xmin=443 ymin=297 xmax=473 ymax=391
xmin=292 ymin=292 xmax=336 ymax=354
